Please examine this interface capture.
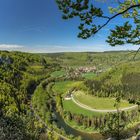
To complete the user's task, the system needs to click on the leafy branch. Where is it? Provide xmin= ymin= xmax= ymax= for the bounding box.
xmin=56 ymin=0 xmax=140 ymax=57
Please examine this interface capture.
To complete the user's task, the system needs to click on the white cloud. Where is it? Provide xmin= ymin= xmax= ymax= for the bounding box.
xmin=0 ymin=44 xmax=24 ymax=50
xmin=0 ymin=43 xmax=139 ymax=53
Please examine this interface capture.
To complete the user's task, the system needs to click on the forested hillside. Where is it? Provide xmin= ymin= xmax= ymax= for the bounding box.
xmin=0 ymin=51 xmax=59 ymax=140
xmin=85 ymin=61 xmax=140 ymax=102
xmin=45 ymin=51 xmax=140 ymax=68
xmin=0 ymin=50 xmax=140 ymax=140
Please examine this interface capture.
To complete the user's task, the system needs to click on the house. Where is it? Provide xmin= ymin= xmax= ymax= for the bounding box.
xmin=64 ymin=92 xmax=72 ymax=100
xmin=76 ymin=66 xmax=97 ymax=73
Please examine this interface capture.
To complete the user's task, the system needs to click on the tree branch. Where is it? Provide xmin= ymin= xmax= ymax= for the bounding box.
xmin=133 ymin=47 xmax=140 ymax=60
xmin=94 ymin=4 xmax=140 ymax=34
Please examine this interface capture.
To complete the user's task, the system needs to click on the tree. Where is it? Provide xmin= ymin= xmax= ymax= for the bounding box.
xmin=56 ymin=0 xmax=140 ymax=57
xmin=100 ymin=96 xmax=126 ymax=140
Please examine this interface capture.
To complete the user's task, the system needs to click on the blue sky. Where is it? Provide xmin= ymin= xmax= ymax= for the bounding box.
xmin=0 ymin=0 xmax=139 ymax=53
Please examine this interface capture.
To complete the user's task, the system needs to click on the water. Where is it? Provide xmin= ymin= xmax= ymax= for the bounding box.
xmin=55 ymin=112 xmax=104 ymax=140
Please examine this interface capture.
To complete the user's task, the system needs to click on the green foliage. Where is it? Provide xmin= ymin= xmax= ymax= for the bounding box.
xmin=33 ymin=86 xmax=51 ymax=123
xmin=56 ymin=0 xmax=140 ymax=47
xmin=0 ymin=114 xmax=41 ymax=140
xmin=45 ymin=51 xmax=140 ymax=69
xmin=107 ymin=21 xmax=140 ymax=46
xmin=56 ymin=0 xmax=107 ymax=39
xmin=0 ymin=116 xmax=25 ymax=140
xmin=0 ymin=51 xmax=59 ymax=139
xmin=85 ymin=61 xmax=140 ymax=101
xmin=1 ymin=50 xmax=140 ymax=139
xmin=100 ymin=112 xmax=126 ymax=139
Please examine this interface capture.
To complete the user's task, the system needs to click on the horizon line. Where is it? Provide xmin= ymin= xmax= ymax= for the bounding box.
xmin=0 ymin=49 xmax=138 ymax=54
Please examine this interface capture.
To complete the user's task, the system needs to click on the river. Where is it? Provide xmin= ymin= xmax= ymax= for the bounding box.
xmin=55 ymin=112 xmax=104 ymax=140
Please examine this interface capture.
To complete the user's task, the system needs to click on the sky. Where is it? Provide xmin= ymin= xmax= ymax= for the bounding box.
xmin=0 ymin=0 xmax=139 ymax=53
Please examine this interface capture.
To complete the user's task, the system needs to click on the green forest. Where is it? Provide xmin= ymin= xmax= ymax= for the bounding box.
xmin=0 ymin=50 xmax=140 ymax=140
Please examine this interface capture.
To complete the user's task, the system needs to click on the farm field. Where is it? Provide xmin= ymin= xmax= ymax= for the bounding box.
xmin=63 ymin=99 xmax=104 ymax=117
xmin=73 ymin=91 xmax=134 ymax=110
xmin=52 ymin=81 xmax=83 ymax=94
xmin=82 ymin=72 xmax=96 ymax=79
xmin=51 ymin=70 xmax=65 ymax=78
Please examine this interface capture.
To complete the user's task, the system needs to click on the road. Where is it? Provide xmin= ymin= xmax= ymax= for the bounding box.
xmin=71 ymin=95 xmax=138 ymax=113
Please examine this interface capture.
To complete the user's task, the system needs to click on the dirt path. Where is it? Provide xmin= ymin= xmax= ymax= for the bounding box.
xmin=71 ymin=95 xmax=138 ymax=113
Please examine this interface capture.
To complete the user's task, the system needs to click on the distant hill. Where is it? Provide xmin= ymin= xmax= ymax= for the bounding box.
xmin=85 ymin=60 xmax=140 ymax=102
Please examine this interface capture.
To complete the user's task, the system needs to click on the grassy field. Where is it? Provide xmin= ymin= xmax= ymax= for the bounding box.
xmin=30 ymin=65 xmax=44 ymax=69
xmin=74 ymin=91 xmax=133 ymax=110
xmin=52 ymin=81 xmax=83 ymax=94
xmin=63 ymin=100 xmax=104 ymax=117
xmin=82 ymin=72 xmax=96 ymax=79
xmin=51 ymin=70 xmax=65 ymax=78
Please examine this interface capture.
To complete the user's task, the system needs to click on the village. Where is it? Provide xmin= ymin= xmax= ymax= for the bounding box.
xmin=65 ymin=66 xmax=103 ymax=79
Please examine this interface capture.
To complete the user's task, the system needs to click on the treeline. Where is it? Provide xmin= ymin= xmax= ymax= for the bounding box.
xmin=32 ymin=78 xmax=82 ymax=140
xmin=63 ymin=110 xmax=140 ymax=138
xmin=32 ymin=78 xmax=56 ymax=124
xmin=45 ymin=51 xmax=140 ymax=69
xmin=84 ymin=62 xmax=140 ymax=103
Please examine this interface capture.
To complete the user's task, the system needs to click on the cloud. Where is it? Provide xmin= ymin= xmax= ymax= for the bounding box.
xmin=0 ymin=44 xmax=26 ymax=52
xmin=0 ymin=43 xmax=139 ymax=53
xmin=0 ymin=44 xmax=24 ymax=49
xmin=26 ymin=44 xmax=108 ymax=53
